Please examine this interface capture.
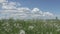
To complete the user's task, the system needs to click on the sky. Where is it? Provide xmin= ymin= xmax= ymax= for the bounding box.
xmin=0 ymin=0 xmax=60 ymax=19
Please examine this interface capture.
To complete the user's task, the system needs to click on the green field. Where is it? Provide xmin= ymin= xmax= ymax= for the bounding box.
xmin=0 ymin=18 xmax=60 ymax=34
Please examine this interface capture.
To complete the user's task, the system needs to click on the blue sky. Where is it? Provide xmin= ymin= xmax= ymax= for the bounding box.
xmin=0 ymin=0 xmax=60 ymax=19
xmin=9 ymin=0 xmax=60 ymax=18
xmin=9 ymin=0 xmax=60 ymax=12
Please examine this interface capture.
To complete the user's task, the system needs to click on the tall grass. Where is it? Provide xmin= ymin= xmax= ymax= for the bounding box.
xmin=0 ymin=18 xmax=60 ymax=34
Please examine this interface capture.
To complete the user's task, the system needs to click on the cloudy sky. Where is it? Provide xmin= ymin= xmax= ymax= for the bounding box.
xmin=0 ymin=0 xmax=60 ymax=19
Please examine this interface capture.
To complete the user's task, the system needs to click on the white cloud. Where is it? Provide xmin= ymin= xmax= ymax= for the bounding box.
xmin=2 ymin=2 xmax=18 ymax=9
xmin=0 ymin=0 xmax=54 ymax=19
xmin=43 ymin=12 xmax=53 ymax=16
xmin=0 ymin=0 xmax=7 ymax=3
xmin=31 ymin=8 xmax=53 ymax=17
xmin=17 ymin=7 xmax=30 ymax=12
xmin=32 ymin=8 xmax=40 ymax=13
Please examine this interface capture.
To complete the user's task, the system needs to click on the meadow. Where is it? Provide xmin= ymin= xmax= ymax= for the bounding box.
xmin=0 ymin=18 xmax=60 ymax=34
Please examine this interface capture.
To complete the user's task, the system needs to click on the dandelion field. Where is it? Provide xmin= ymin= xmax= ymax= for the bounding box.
xmin=0 ymin=18 xmax=60 ymax=34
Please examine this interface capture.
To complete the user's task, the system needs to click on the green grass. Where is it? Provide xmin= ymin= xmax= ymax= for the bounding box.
xmin=0 ymin=18 xmax=60 ymax=34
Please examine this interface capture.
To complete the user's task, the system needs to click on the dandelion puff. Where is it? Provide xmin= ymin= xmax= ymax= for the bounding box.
xmin=46 ymin=32 xmax=49 ymax=34
xmin=41 ymin=32 xmax=43 ymax=34
xmin=28 ymin=26 xmax=34 ymax=30
xmin=56 ymin=29 xmax=60 ymax=32
xmin=19 ymin=30 xmax=25 ymax=34
xmin=50 ymin=32 xmax=52 ymax=34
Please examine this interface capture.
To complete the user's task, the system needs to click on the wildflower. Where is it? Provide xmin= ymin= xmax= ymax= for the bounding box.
xmin=19 ymin=30 xmax=25 ymax=34
xmin=56 ymin=29 xmax=60 ymax=32
xmin=28 ymin=26 xmax=34 ymax=30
